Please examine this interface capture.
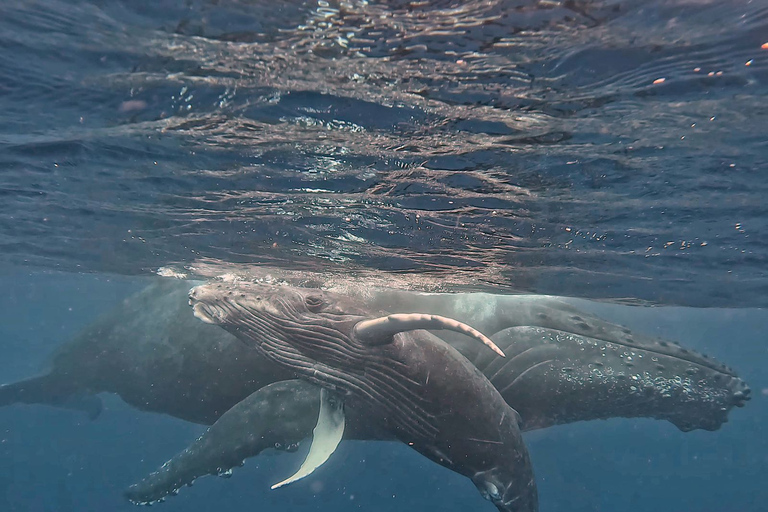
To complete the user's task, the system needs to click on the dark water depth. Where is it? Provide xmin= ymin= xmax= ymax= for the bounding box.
xmin=1 ymin=0 xmax=767 ymax=306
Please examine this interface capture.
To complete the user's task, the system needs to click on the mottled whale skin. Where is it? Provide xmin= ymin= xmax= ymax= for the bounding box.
xmin=0 ymin=279 xmax=750 ymax=505
xmin=375 ymin=291 xmax=749 ymax=433
xmin=188 ymin=280 xmax=538 ymax=512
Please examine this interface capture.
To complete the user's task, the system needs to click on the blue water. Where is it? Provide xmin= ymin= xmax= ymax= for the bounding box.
xmin=1 ymin=0 xmax=767 ymax=511
xmin=0 ymin=271 xmax=764 ymax=511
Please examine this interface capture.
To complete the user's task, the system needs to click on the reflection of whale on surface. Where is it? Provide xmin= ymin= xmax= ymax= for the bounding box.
xmin=0 ymin=279 xmax=750 ymax=506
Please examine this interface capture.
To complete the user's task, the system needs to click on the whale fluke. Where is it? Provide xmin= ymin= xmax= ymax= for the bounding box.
xmin=0 ymin=374 xmax=102 ymax=420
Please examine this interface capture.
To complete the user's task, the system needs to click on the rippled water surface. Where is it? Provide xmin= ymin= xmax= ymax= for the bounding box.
xmin=2 ymin=0 xmax=767 ymax=306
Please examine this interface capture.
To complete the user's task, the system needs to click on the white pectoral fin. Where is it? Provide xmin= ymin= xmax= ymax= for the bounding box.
xmin=271 ymin=388 xmax=345 ymax=490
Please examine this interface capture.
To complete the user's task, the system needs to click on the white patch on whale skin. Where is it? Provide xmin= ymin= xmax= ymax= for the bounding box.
xmin=156 ymin=267 xmax=188 ymax=279
xmin=271 ymin=388 xmax=345 ymax=490
xmin=191 ymin=303 xmax=217 ymax=324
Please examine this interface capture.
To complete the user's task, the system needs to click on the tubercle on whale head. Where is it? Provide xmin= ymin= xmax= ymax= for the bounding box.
xmin=189 ymin=284 xmax=236 ymax=325
xmin=188 ymin=282 xmax=297 ymax=327
xmin=189 ymin=282 xmax=371 ymax=321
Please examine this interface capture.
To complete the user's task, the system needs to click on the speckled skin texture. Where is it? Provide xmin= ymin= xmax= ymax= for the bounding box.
xmin=370 ymin=290 xmax=749 ymax=432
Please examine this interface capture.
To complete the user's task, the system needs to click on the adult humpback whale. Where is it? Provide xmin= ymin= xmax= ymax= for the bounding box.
xmin=0 ymin=278 xmax=750 ymax=506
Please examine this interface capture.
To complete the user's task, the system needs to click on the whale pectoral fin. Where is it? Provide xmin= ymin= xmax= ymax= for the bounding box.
xmin=488 ymin=326 xmax=750 ymax=433
xmin=125 ymin=380 xmax=321 ymax=505
xmin=354 ymin=313 xmax=505 ymax=357
xmin=271 ymin=388 xmax=345 ymax=490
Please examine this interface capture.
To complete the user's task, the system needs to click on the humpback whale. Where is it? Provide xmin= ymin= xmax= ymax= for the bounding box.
xmin=0 ymin=278 xmax=750 ymax=507
xmin=188 ymin=280 xmax=538 ymax=512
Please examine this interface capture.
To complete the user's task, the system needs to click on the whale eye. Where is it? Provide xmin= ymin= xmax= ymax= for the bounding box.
xmin=305 ymin=295 xmax=324 ymax=312
xmin=481 ymin=482 xmax=501 ymax=501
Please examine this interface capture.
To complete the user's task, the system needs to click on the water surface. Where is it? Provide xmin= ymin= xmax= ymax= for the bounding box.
xmin=1 ymin=0 xmax=767 ymax=306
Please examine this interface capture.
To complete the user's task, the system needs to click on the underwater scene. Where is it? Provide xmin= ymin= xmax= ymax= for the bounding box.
xmin=0 ymin=1 xmax=766 ymax=511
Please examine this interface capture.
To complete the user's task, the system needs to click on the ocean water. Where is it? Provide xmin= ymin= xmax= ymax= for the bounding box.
xmin=0 ymin=272 xmax=764 ymax=512
xmin=0 ymin=1 xmax=766 ymax=511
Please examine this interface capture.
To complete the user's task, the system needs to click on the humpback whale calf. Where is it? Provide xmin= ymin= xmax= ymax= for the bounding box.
xmin=188 ymin=280 xmax=539 ymax=512
xmin=0 ymin=279 xmax=750 ymax=506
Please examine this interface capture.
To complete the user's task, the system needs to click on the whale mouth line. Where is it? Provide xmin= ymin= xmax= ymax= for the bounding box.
xmin=191 ymin=302 xmax=218 ymax=324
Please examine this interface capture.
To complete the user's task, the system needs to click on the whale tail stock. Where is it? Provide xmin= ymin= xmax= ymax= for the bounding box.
xmin=0 ymin=373 xmax=102 ymax=420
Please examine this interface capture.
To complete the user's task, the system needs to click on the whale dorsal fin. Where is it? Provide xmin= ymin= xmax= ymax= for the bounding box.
xmin=270 ymin=388 xmax=345 ymax=489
